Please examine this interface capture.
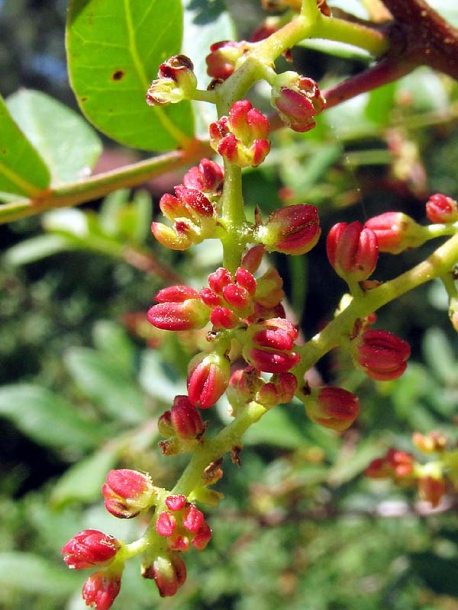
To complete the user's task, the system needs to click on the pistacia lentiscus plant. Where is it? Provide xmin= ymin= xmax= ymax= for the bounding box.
xmin=1 ymin=0 xmax=458 ymax=609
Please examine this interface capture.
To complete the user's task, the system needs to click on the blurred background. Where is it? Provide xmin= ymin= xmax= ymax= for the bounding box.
xmin=1 ymin=1 xmax=458 ymax=608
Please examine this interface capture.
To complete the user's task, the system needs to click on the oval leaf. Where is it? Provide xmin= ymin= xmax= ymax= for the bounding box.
xmin=7 ymin=89 xmax=102 ymax=186
xmin=0 ymin=552 xmax=77 ymax=596
xmin=0 ymin=384 xmax=103 ymax=452
xmin=66 ymin=0 xmax=194 ymax=150
xmin=0 ymin=95 xmax=50 ymax=199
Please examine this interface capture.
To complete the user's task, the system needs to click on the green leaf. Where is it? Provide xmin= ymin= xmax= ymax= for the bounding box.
xmin=0 ymin=552 xmax=77 ymax=596
xmin=7 ymin=89 xmax=102 ymax=186
xmin=66 ymin=0 xmax=194 ymax=151
xmin=244 ymin=406 xmax=306 ymax=449
xmin=64 ymin=347 xmax=147 ymax=424
xmin=0 ymin=384 xmax=103 ymax=453
xmin=4 ymin=234 xmax=76 ymax=266
xmin=51 ymin=446 xmax=119 ymax=508
xmin=0 ymin=94 xmax=50 ymax=199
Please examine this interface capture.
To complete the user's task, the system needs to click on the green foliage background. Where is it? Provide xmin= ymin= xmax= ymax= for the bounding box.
xmin=0 ymin=0 xmax=458 ymax=609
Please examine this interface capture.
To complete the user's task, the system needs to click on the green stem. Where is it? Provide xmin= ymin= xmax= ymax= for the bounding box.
xmin=295 ymin=231 xmax=458 ymax=379
xmin=220 ymin=161 xmax=248 ymax=273
xmin=0 ymin=141 xmax=212 ymax=225
xmin=171 ymin=401 xmax=267 ymax=497
xmin=314 ymin=15 xmax=389 ymax=56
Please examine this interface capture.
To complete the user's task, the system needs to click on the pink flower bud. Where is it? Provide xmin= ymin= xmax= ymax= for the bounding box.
xmin=170 ymin=395 xmax=206 ymax=440
xmin=102 ymin=469 xmax=156 ymax=519
xmin=156 ymin=511 xmax=177 ymax=537
xmin=209 ymin=101 xmax=271 ymax=168
xmin=165 ymin=494 xmax=188 ymax=511
xmin=226 ymin=367 xmax=263 ymax=411
xmin=147 ymin=288 xmax=210 ymax=331
xmin=206 ymin=40 xmax=248 ymax=81
xmin=182 ymin=504 xmax=204 ymax=533
xmin=151 ymin=221 xmax=193 ymax=250
xmin=364 ymin=212 xmax=425 ymax=254
xmin=192 ymin=520 xmax=212 ymax=550
xmin=303 ymin=386 xmax=359 ymax=431
xmin=243 ymin=318 xmax=300 ymax=373
xmin=146 ymin=55 xmax=197 ymax=106
xmin=187 ymin=352 xmax=231 ymax=409
xmin=143 ymin=552 xmax=187 ymax=597
xmin=256 ymin=204 xmax=321 ymax=255
xmin=210 ymin=306 xmax=239 ymax=329
xmin=352 ymin=329 xmax=410 ymax=381
xmin=82 ymin=570 xmax=122 ymax=610
xmin=271 ymin=73 xmax=326 ymax=133
xmin=183 ymin=159 xmax=224 ymax=195
xmin=62 ymin=530 xmax=120 ymax=570
xmin=426 ymin=193 xmax=458 ymax=224
xmin=254 ymin=268 xmax=285 ymax=309
xmin=326 ymin=221 xmax=378 ymax=283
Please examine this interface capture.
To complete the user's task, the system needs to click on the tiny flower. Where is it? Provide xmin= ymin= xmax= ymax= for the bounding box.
xmin=82 ymin=570 xmax=122 ymax=610
xmin=243 ymin=318 xmax=300 ymax=373
xmin=187 ymin=351 xmax=231 ymax=409
xmin=255 ymin=204 xmax=321 ymax=255
xmin=241 ymin=244 xmax=265 ymax=274
xmin=143 ymin=552 xmax=187 ymax=597
xmin=426 ymin=193 xmax=458 ymax=224
xmin=226 ymin=367 xmax=263 ymax=411
xmin=183 ymin=158 xmax=224 ymax=196
xmin=209 ymin=100 xmax=271 ymax=167
xmin=206 ymin=40 xmax=249 ymax=81
xmin=254 ymin=268 xmax=285 ymax=309
xmin=147 ymin=287 xmax=210 ymax=331
xmin=156 ymin=511 xmax=177 ymax=537
xmin=351 ymin=329 xmax=411 ymax=381
xmin=302 ymin=386 xmax=359 ymax=431
xmin=364 ymin=212 xmax=425 ymax=254
xmin=146 ymin=55 xmax=197 ymax=106
xmin=62 ymin=530 xmax=120 ymax=570
xmin=102 ymin=469 xmax=157 ymax=519
xmin=271 ymin=72 xmax=326 ymax=132
xmin=326 ymin=221 xmax=378 ymax=283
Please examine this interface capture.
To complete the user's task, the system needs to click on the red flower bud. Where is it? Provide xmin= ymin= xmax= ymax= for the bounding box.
xmin=82 ymin=570 xmax=122 ymax=610
xmin=426 ymin=193 xmax=458 ymax=224
xmin=364 ymin=212 xmax=425 ymax=254
xmin=210 ymin=101 xmax=271 ymax=168
xmin=62 ymin=530 xmax=120 ymax=570
xmin=146 ymin=55 xmax=197 ymax=106
xmin=226 ymin=367 xmax=263 ymax=411
xmin=256 ymin=371 xmax=298 ymax=408
xmin=102 ymin=469 xmax=156 ymax=519
xmin=243 ymin=318 xmax=300 ymax=373
xmin=165 ymin=494 xmax=188 ymax=511
xmin=412 ymin=431 xmax=447 ymax=454
xmin=143 ymin=552 xmax=187 ymax=597
xmin=326 ymin=221 xmax=378 ymax=283
xmin=365 ymin=448 xmax=415 ymax=480
xmin=352 ymin=329 xmax=410 ymax=381
xmin=210 ymin=306 xmax=240 ymax=329
xmin=272 ymin=73 xmax=326 ymax=133
xmin=183 ymin=159 xmax=224 ymax=195
xmin=241 ymin=244 xmax=265 ymax=274
xmin=418 ymin=474 xmax=446 ymax=507
xmin=170 ymin=395 xmax=206 ymax=440
xmin=156 ymin=511 xmax=177 ymax=537
xmin=256 ymin=204 xmax=321 ymax=255
xmin=206 ymin=40 xmax=248 ymax=81
xmin=147 ymin=288 xmax=210 ymax=331
xmin=187 ymin=352 xmax=231 ymax=409
xmin=303 ymin=386 xmax=359 ymax=431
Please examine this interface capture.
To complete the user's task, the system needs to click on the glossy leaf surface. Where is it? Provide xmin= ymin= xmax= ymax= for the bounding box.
xmin=67 ymin=0 xmax=194 ymax=150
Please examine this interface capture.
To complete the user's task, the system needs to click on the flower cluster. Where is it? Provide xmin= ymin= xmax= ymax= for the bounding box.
xmin=62 ymin=469 xmax=212 ymax=608
xmin=209 ymin=100 xmax=271 ymax=167
xmin=365 ymin=431 xmax=455 ymax=508
xmin=151 ymin=158 xmax=223 ymax=251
